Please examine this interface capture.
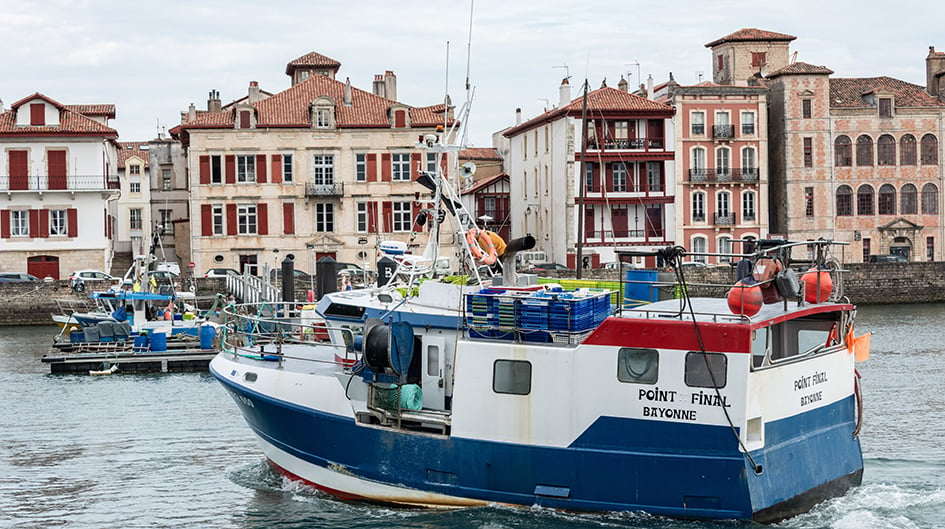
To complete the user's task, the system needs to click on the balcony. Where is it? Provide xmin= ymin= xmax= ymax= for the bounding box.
xmin=586 ymin=137 xmax=665 ymax=151
xmin=712 ymin=125 xmax=735 ymax=139
xmin=0 ymin=175 xmax=114 ymax=191
xmin=688 ymin=168 xmax=759 ymax=183
xmin=713 ymin=213 xmax=735 ymax=226
xmin=305 ymin=182 xmax=344 ymax=197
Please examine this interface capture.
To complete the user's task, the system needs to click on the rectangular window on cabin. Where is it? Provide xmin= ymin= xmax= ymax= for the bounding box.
xmin=617 ymin=348 xmax=659 ymax=384
xmin=493 ymin=359 xmax=531 ymax=395
xmin=684 ymin=352 xmax=727 ymax=388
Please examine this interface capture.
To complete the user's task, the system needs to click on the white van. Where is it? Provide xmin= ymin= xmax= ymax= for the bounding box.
xmin=515 ymin=250 xmax=547 ymax=271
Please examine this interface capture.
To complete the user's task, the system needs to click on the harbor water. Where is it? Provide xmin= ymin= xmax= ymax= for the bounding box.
xmin=1 ymin=304 xmax=944 ymax=529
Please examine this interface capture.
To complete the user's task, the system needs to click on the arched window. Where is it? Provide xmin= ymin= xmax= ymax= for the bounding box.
xmin=716 ymin=146 xmax=731 ymax=179
xmin=692 ymin=146 xmax=706 ymax=169
xmin=718 ymin=236 xmax=732 ymax=263
xmin=901 ymin=183 xmax=918 ymax=214
xmin=922 ymin=183 xmax=939 ymax=214
xmin=878 ymin=184 xmax=896 ymax=215
xmin=856 ymin=135 xmax=873 ymax=166
xmin=834 ymin=135 xmax=852 ymax=166
xmin=716 ymin=190 xmax=731 ymax=220
xmin=877 ymin=135 xmax=896 ymax=165
xmin=900 ymin=134 xmax=917 ymax=165
xmin=921 ymin=134 xmax=938 ymax=165
xmin=742 ymin=190 xmax=756 ymax=221
xmin=857 ymin=184 xmax=874 ymax=215
xmin=692 ymin=191 xmax=706 ymax=221
xmin=836 ymin=185 xmax=853 ymax=216
xmin=741 ymin=146 xmax=756 ymax=179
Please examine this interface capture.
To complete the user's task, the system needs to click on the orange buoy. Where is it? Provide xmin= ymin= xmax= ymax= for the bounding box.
xmin=726 ymin=280 xmax=763 ymax=317
xmin=801 ymin=269 xmax=833 ymax=303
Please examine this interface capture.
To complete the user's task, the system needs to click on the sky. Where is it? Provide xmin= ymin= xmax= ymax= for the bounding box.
xmin=1 ymin=0 xmax=941 ymax=148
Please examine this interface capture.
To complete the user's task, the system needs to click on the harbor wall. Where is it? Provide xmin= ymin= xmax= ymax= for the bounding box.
xmin=0 ymin=264 xmax=941 ymax=325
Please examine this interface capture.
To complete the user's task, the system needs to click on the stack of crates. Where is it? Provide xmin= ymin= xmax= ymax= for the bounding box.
xmin=466 ymin=288 xmax=519 ymax=341
xmin=541 ymin=288 xmax=612 ymax=334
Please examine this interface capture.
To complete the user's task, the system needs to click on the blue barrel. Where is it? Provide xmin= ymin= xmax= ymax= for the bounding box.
xmin=625 ymin=270 xmax=659 ymax=306
xmin=133 ymin=334 xmax=149 ymax=350
xmin=150 ymin=332 xmax=167 ymax=352
xmin=199 ymin=325 xmax=216 ymax=349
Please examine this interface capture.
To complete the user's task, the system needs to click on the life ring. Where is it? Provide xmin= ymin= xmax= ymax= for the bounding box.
xmin=466 ymin=228 xmax=498 ymax=265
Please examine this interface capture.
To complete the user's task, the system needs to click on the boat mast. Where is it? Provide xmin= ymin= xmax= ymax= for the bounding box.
xmin=575 ymin=80 xmax=589 ymax=280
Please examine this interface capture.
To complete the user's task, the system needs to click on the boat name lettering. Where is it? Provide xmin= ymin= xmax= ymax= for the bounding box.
xmin=800 ymin=391 xmax=823 ymax=407
xmin=793 ymin=371 xmax=828 ymax=391
xmin=638 ymin=387 xmax=677 ymax=403
xmin=231 ymin=392 xmax=255 ymax=408
xmin=642 ymin=406 xmax=696 ymax=421
xmin=690 ymin=391 xmax=730 ymax=408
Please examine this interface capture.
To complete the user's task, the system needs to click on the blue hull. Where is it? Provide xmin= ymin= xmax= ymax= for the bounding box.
xmin=213 ymin=367 xmax=863 ymax=521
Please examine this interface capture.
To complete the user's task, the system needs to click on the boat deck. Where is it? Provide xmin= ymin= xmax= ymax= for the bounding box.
xmin=42 ymin=348 xmax=216 ymax=374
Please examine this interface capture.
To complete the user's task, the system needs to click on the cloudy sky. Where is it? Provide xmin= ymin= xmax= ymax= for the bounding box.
xmin=1 ymin=0 xmax=940 ymax=147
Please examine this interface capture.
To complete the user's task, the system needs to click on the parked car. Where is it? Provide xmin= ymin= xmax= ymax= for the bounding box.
xmin=69 ymin=270 xmax=116 ymax=282
xmin=678 ymin=261 xmax=709 ymax=268
xmin=149 ymin=270 xmax=179 ymax=280
xmin=531 ymin=263 xmax=571 ymax=271
xmin=204 ymin=268 xmax=240 ymax=278
xmin=270 ymin=269 xmax=313 ymax=283
xmin=0 ymin=272 xmax=40 ymax=282
xmin=867 ymin=254 xmax=907 ymax=263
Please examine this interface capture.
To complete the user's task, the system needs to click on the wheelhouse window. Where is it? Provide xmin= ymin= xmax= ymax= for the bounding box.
xmin=493 ymin=359 xmax=531 ymax=395
xmin=617 ymin=348 xmax=658 ymax=384
xmin=834 ymin=136 xmax=852 ymax=167
xmin=836 ymin=185 xmax=853 ymax=216
xmin=684 ymin=352 xmax=727 ymax=388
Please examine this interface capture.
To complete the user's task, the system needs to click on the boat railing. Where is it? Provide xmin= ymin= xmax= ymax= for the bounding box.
xmin=220 ymin=302 xmax=359 ymax=366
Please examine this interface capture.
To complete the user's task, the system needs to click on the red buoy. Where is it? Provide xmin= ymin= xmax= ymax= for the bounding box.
xmin=801 ymin=269 xmax=833 ymax=303
xmin=727 ymin=281 xmax=763 ymax=317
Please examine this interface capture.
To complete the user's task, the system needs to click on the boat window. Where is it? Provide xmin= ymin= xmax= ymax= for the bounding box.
xmin=493 ymin=360 xmax=531 ymax=395
xmin=685 ymin=352 xmax=727 ymax=388
xmin=770 ymin=317 xmax=837 ymax=362
xmin=617 ymin=348 xmax=659 ymax=384
xmin=751 ymin=328 xmax=769 ymax=369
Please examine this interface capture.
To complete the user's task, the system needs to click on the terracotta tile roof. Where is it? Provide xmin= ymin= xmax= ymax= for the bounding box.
xmin=766 ymin=62 xmax=834 ymax=78
xmin=0 ymin=92 xmax=117 ymax=137
xmin=504 ymin=87 xmax=673 ymax=137
xmin=459 ymin=147 xmax=502 ymax=161
xmin=65 ymin=104 xmax=116 ymax=119
xmin=705 ymin=28 xmax=796 ymax=48
xmin=117 ymin=141 xmax=150 ymax=168
xmin=285 ymin=52 xmax=341 ymax=75
xmin=462 ymin=172 xmax=508 ymax=195
xmin=829 ymin=76 xmax=945 ymax=109
xmin=181 ymin=74 xmax=452 ymax=130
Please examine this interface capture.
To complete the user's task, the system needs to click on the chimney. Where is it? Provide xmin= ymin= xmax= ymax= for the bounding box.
xmin=647 ymin=74 xmax=654 ymax=99
xmin=384 ymin=70 xmax=397 ymax=101
xmin=926 ymin=46 xmax=945 ymax=98
xmin=617 ymin=76 xmax=628 ymax=93
xmin=515 ymin=107 xmax=522 ymax=126
xmin=559 ymin=77 xmax=571 ymax=108
xmin=207 ymin=90 xmax=221 ymax=113
xmin=248 ymin=81 xmax=260 ymax=104
xmin=373 ymin=74 xmax=385 ymax=97
xmin=344 ymin=77 xmax=352 ymax=106
xmin=187 ymin=103 xmax=196 ymax=121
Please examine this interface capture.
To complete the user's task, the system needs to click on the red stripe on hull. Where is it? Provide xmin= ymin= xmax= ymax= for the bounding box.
xmin=266 ymin=459 xmax=369 ymax=502
xmin=583 ymin=317 xmax=752 ymax=353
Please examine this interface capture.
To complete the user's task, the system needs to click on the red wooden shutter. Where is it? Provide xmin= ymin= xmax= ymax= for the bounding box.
xmin=367 ymin=153 xmax=378 ymax=182
xmin=270 ymin=154 xmax=282 ymax=184
xmin=199 ymin=155 xmax=210 ymax=185
xmin=37 ymin=209 xmax=49 ymax=238
xmin=604 ymin=163 xmax=613 ymax=192
xmin=239 ymin=110 xmax=250 ymax=129
xmin=68 ymin=209 xmax=77 ymax=237
xmin=9 ymin=150 xmax=28 ymax=191
xmin=584 ymin=207 xmax=595 ymax=239
xmin=257 ymin=203 xmax=268 ymax=235
xmin=201 ymin=204 xmax=213 ymax=236
xmin=381 ymin=153 xmax=392 ymax=182
xmin=411 ymin=152 xmax=421 ymax=179
xmin=440 ymin=153 xmax=448 ymax=175
xmin=30 ymin=103 xmax=45 ymax=126
xmin=612 ymin=206 xmax=628 ymax=237
xmin=395 ymin=110 xmax=406 ymax=128
xmin=226 ymin=204 xmax=237 ymax=235
xmin=412 ymin=201 xmax=423 ymax=232
xmin=48 ymin=150 xmax=67 ymax=190
xmin=382 ymin=201 xmax=393 ymax=232
xmin=256 ymin=154 xmax=267 ymax=183
xmin=592 ymin=163 xmax=600 ymax=192
xmin=28 ymin=210 xmax=39 ymax=237
xmin=367 ymin=202 xmax=378 ymax=232
xmin=225 ymin=155 xmax=235 ymax=184
xmin=0 ymin=210 xmax=9 ymax=238
xmin=283 ymin=202 xmax=295 ymax=234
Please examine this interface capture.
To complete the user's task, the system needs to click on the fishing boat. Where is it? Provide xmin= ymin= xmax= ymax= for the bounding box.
xmin=210 ymin=110 xmax=867 ymax=520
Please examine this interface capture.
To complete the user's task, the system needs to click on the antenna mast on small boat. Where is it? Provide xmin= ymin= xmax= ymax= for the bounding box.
xmin=575 ymin=79 xmax=589 ymax=280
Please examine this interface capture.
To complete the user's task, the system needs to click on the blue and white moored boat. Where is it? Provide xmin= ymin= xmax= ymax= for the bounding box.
xmin=211 ymin=123 xmax=867 ymax=521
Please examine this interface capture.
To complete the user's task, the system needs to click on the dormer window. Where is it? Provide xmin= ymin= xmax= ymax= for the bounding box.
xmin=238 ymin=110 xmax=252 ymax=129
xmin=311 ymin=96 xmax=335 ymax=129
xmin=879 ymin=97 xmax=893 ymax=118
xmin=316 ymin=108 xmax=331 ymax=128
xmin=30 ymin=103 xmax=45 ymax=126
xmin=389 ymin=104 xmax=410 ymax=129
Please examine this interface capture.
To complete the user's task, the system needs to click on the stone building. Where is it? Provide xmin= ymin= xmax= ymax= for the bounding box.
xmin=174 ymin=52 xmax=454 ymax=276
xmin=115 ymin=142 xmax=152 ymax=259
xmin=0 ymin=93 xmax=120 ymax=278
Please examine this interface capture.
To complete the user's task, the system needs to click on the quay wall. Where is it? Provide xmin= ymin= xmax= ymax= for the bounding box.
xmin=0 ymin=264 xmax=940 ymax=325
